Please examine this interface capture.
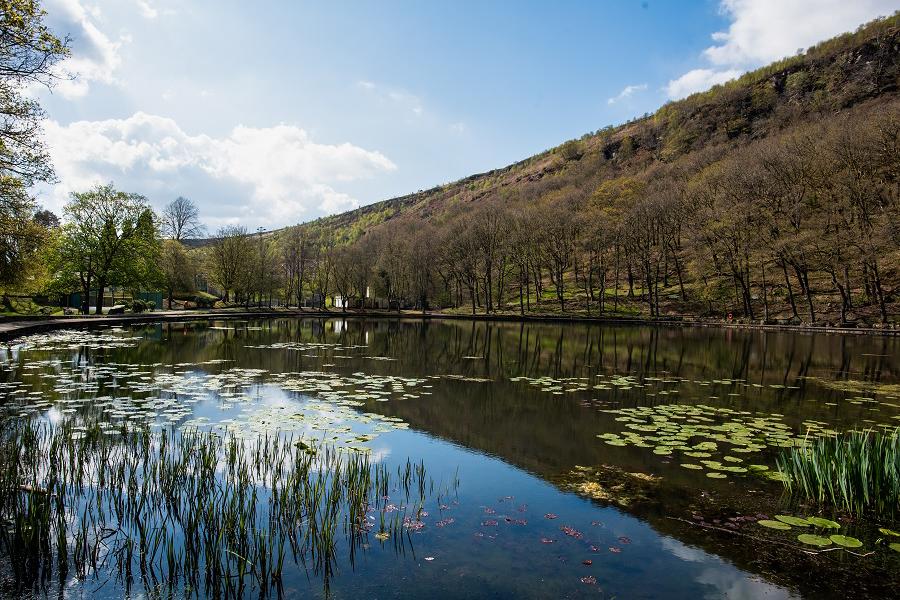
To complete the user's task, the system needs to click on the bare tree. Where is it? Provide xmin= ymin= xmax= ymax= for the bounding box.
xmin=161 ymin=197 xmax=205 ymax=241
xmin=208 ymin=225 xmax=250 ymax=303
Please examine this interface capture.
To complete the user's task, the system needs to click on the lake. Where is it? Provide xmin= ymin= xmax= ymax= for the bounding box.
xmin=1 ymin=317 xmax=899 ymax=598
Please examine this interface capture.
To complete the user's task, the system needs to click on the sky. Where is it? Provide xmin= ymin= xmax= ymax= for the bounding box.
xmin=31 ymin=0 xmax=899 ymax=231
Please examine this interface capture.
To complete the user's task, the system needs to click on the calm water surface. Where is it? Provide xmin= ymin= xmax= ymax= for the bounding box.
xmin=1 ymin=318 xmax=899 ymax=598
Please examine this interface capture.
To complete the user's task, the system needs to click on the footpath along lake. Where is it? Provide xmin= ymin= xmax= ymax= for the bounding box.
xmin=1 ymin=317 xmax=898 ymax=598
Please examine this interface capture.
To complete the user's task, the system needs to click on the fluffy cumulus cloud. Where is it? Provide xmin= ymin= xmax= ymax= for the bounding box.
xmin=666 ymin=0 xmax=897 ymax=99
xmin=40 ymin=112 xmax=396 ymax=227
xmin=39 ymin=0 xmax=128 ymax=99
xmin=665 ymin=69 xmax=742 ymax=101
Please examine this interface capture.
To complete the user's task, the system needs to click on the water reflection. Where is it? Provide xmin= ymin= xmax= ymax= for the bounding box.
xmin=1 ymin=318 xmax=898 ymax=598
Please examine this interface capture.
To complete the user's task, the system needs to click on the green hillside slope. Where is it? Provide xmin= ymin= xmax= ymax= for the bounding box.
xmin=299 ymin=13 xmax=899 ymax=243
xmin=246 ymin=14 xmax=900 ymax=326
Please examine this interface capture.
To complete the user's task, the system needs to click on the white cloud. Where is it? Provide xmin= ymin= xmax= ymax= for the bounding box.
xmin=135 ymin=0 xmax=158 ymax=19
xmin=665 ymin=68 xmax=742 ymax=100
xmin=607 ymin=83 xmax=648 ymax=105
xmin=665 ymin=0 xmax=896 ymax=99
xmin=41 ymin=0 xmax=126 ymax=99
xmin=705 ymin=0 xmax=896 ymax=67
xmin=40 ymin=112 xmax=397 ymax=227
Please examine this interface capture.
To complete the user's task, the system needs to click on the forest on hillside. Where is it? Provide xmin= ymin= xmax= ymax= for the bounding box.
xmin=1 ymin=10 xmax=899 ymax=326
xmin=258 ymin=102 xmax=899 ymax=326
xmin=254 ymin=14 xmax=900 ymax=326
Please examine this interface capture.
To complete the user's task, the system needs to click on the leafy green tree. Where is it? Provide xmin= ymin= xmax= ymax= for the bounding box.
xmin=0 ymin=176 xmax=43 ymax=286
xmin=0 ymin=0 xmax=68 ymax=185
xmin=0 ymin=1 xmax=68 ymax=287
xmin=58 ymin=184 xmax=156 ymax=313
xmin=161 ymin=239 xmax=196 ymax=308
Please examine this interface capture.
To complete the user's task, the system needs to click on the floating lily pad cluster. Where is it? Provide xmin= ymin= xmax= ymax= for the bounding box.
xmin=510 ymin=371 xmax=900 ymax=422
xmin=245 ymin=341 xmax=368 ymax=354
xmin=7 ymin=328 xmax=142 ymax=352
xmin=510 ymin=374 xmax=642 ymax=395
xmin=595 ymin=404 xmax=849 ymax=479
xmin=1 ymin=353 xmax=425 ymax=452
xmin=270 ymin=371 xmax=428 ymax=401
xmin=755 ymin=514 xmax=900 ymax=552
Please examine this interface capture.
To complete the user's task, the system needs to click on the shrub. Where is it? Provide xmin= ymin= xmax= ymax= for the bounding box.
xmin=173 ymin=292 xmax=218 ymax=308
xmin=130 ymin=299 xmax=155 ymax=313
xmin=557 ymin=140 xmax=583 ymax=161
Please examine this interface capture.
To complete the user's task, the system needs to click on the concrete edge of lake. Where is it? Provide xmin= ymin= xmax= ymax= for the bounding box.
xmin=2 ymin=308 xmax=899 ymax=342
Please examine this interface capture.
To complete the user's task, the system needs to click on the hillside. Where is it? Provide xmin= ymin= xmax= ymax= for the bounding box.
xmin=193 ymin=13 xmax=898 ymax=328
xmin=297 ymin=13 xmax=900 ymax=243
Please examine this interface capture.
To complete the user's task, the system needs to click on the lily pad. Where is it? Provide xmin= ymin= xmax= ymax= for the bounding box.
xmin=806 ymin=517 xmax=840 ymax=529
xmin=829 ymin=535 xmax=862 ymax=548
xmin=797 ymin=534 xmax=832 ymax=547
xmin=878 ymin=527 xmax=900 ymax=537
xmin=757 ymin=520 xmax=791 ymax=530
xmin=775 ymin=515 xmax=811 ymax=527
xmin=890 ymin=543 xmax=900 ymax=552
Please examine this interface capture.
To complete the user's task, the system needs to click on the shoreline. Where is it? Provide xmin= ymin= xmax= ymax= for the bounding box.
xmin=1 ymin=308 xmax=899 ymax=342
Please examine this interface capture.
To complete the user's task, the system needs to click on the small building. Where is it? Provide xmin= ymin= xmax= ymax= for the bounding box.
xmin=332 ymin=295 xmax=361 ymax=309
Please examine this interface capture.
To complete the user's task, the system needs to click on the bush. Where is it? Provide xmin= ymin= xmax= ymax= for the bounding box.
xmin=130 ymin=299 xmax=155 ymax=313
xmin=557 ymin=140 xmax=583 ymax=161
xmin=193 ymin=294 xmax=217 ymax=309
xmin=173 ymin=292 xmax=218 ymax=309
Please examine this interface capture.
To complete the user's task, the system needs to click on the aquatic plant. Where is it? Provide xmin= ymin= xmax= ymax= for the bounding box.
xmin=776 ymin=428 xmax=900 ymax=518
xmin=0 ymin=419 xmax=443 ymax=598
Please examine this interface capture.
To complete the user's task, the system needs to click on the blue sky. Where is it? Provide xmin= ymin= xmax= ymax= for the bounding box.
xmin=34 ymin=0 xmax=898 ymax=230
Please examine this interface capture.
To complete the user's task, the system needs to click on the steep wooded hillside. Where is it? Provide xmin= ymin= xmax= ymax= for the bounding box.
xmin=208 ymin=14 xmax=899 ymax=327
xmin=297 ymin=14 xmax=900 ymax=242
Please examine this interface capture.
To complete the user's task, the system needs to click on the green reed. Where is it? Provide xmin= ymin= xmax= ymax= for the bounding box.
xmin=776 ymin=428 xmax=900 ymax=518
xmin=0 ymin=419 xmax=443 ymax=598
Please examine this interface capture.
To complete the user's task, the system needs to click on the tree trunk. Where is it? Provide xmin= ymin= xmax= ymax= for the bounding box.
xmin=80 ymin=269 xmax=92 ymax=315
xmin=871 ymin=260 xmax=888 ymax=324
xmin=518 ymin=278 xmax=524 ymax=316
xmin=781 ymin=261 xmax=798 ymax=320
xmin=843 ymin=266 xmax=852 ymax=309
xmin=524 ymin=266 xmax=531 ymax=312
xmin=599 ymin=269 xmax=606 ymax=314
xmin=627 ymin=263 xmax=634 ymax=298
xmin=673 ymin=251 xmax=686 ymax=301
xmin=830 ymin=271 xmax=849 ymax=324
xmin=613 ymin=245 xmax=620 ymax=312
xmin=95 ymin=279 xmax=106 ymax=315
xmin=485 ymin=265 xmax=493 ymax=314
xmin=793 ymin=266 xmax=815 ymax=323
